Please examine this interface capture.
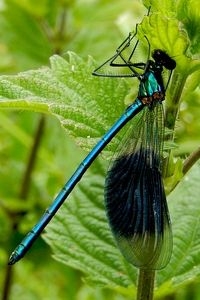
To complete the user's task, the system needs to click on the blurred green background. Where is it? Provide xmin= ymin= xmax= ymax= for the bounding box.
xmin=0 ymin=0 xmax=200 ymax=299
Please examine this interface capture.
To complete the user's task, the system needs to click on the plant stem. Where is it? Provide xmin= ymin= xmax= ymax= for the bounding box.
xmin=55 ymin=9 xmax=67 ymax=55
xmin=163 ymin=70 xmax=187 ymax=178
xmin=164 ymin=69 xmax=200 ymax=179
xmin=165 ymin=71 xmax=187 ymax=133
xmin=19 ymin=115 xmax=46 ymax=201
xmin=1 ymin=265 xmax=13 ymax=300
xmin=2 ymin=115 xmax=45 ymax=300
xmin=183 ymin=146 xmax=200 ymax=175
xmin=136 ymin=269 xmax=155 ymax=300
xmin=40 ymin=7 xmax=68 ymax=55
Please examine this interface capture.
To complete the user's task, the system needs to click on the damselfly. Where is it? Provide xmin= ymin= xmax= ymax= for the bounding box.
xmin=9 ymin=29 xmax=176 ymax=268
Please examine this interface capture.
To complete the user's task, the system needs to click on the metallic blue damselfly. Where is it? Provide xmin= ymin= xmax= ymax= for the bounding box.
xmin=9 ymin=32 xmax=176 ymax=268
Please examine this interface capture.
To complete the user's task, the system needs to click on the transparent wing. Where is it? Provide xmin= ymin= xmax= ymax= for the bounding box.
xmin=105 ymin=105 xmax=173 ymax=270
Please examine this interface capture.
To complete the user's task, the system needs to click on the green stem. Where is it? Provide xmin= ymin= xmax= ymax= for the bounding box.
xmin=183 ymin=146 xmax=200 ymax=175
xmin=1 ymin=266 xmax=13 ymax=300
xmin=39 ymin=7 xmax=68 ymax=55
xmin=19 ymin=115 xmax=45 ymax=201
xmin=163 ymin=70 xmax=187 ymax=178
xmin=165 ymin=71 xmax=187 ymax=132
xmin=164 ymin=68 xmax=200 ymax=183
xmin=136 ymin=269 xmax=155 ymax=300
xmin=2 ymin=116 xmax=45 ymax=300
xmin=54 ymin=9 xmax=68 ymax=55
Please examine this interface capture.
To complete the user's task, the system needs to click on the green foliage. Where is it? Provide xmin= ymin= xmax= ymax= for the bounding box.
xmin=0 ymin=53 xmax=129 ymax=155
xmin=0 ymin=0 xmax=200 ymax=299
xmin=45 ymin=160 xmax=200 ymax=299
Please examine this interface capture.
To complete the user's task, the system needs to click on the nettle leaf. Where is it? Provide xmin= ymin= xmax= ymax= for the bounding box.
xmin=138 ymin=11 xmax=189 ymax=70
xmin=156 ymin=162 xmax=200 ymax=294
xmin=177 ymin=0 xmax=200 ymax=56
xmin=44 ymin=154 xmax=200 ymax=297
xmin=0 ymin=53 xmax=129 ymax=156
xmin=140 ymin=1 xmax=200 ymax=77
xmin=44 ymin=159 xmax=138 ymax=293
xmin=143 ymin=0 xmax=176 ymax=16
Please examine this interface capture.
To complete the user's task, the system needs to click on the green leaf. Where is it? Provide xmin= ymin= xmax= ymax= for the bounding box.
xmin=177 ymin=0 xmax=200 ymax=56
xmin=44 ymin=159 xmax=138 ymax=293
xmin=143 ymin=0 xmax=177 ymax=15
xmin=0 ymin=53 xmax=129 ymax=155
xmin=44 ymin=155 xmax=200 ymax=297
xmin=156 ymin=162 xmax=200 ymax=294
xmin=143 ymin=0 xmax=200 ymax=42
xmin=138 ymin=11 xmax=189 ymax=72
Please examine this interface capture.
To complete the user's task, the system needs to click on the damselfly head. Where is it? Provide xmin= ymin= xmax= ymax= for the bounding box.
xmin=152 ymin=49 xmax=176 ymax=71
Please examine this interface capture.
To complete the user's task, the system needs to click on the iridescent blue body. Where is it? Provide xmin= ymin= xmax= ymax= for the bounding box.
xmin=9 ymin=48 xmax=176 ymax=266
